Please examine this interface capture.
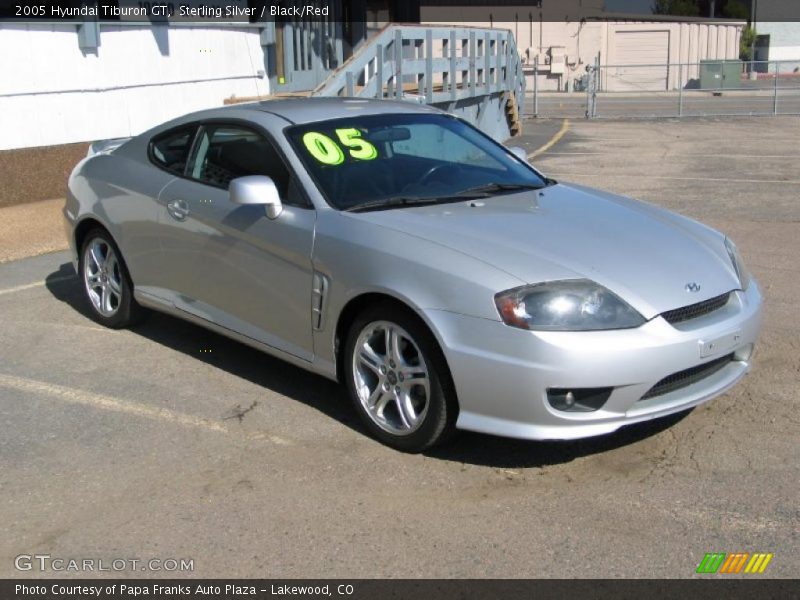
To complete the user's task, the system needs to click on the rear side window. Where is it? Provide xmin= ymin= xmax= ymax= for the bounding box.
xmin=149 ymin=127 xmax=196 ymax=175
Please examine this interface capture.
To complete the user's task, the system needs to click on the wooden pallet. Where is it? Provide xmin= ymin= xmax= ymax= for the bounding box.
xmin=223 ymin=91 xmax=312 ymax=105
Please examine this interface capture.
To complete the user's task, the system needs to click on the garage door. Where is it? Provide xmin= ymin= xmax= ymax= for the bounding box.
xmin=611 ymin=30 xmax=670 ymax=92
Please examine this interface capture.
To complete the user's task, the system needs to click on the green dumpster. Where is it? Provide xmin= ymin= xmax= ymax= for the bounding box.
xmin=700 ymin=60 xmax=742 ymax=90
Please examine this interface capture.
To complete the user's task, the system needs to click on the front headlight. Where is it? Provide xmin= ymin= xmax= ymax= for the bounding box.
xmin=494 ymin=280 xmax=645 ymax=331
xmin=725 ymin=237 xmax=751 ymax=290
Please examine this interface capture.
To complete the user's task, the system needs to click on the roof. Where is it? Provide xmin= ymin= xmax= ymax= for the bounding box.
xmin=249 ymin=97 xmax=442 ymax=124
xmin=133 ymin=97 xmax=446 ymax=144
xmin=596 ymin=13 xmax=746 ymax=25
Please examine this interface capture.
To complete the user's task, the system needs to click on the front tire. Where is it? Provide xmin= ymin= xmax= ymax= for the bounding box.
xmin=344 ymin=303 xmax=457 ymax=452
xmin=79 ymin=228 xmax=142 ymax=328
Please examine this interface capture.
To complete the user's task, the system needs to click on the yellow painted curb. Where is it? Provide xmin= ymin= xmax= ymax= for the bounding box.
xmin=528 ymin=119 xmax=570 ymax=160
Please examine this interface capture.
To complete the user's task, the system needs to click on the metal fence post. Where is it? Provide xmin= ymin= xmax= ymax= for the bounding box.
xmin=678 ymin=63 xmax=683 ymax=117
xmin=533 ymin=55 xmax=539 ymax=117
xmin=585 ymin=65 xmax=592 ymax=118
xmin=773 ymin=61 xmax=779 ymax=115
xmin=592 ymin=54 xmax=600 ymax=118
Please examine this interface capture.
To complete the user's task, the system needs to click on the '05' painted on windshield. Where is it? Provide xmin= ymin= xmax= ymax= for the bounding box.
xmin=302 ymin=129 xmax=378 ymax=165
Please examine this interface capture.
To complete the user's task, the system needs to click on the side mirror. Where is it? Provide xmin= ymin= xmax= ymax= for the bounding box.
xmin=229 ymin=175 xmax=283 ymax=220
xmin=509 ymin=146 xmax=530 ymax=164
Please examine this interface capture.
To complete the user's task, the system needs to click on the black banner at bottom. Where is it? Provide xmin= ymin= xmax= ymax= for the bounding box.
xmin=3 ymin=579 xmax=799 ymax=600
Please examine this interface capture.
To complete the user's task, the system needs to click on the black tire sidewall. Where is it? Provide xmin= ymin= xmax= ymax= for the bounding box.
xmin=344 ymin=303 xmax=456 ymax=452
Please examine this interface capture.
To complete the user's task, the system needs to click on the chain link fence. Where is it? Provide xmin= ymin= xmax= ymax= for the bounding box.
xmin=524 ymin=59 xmax=800 ymax=119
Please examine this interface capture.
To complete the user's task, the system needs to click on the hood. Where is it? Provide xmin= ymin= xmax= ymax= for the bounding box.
xmin=347 ymin=183 xmax=740 ymax=319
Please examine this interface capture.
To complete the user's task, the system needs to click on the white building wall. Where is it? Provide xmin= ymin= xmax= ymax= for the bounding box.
xmin=0 ymin=24 xmax=269 ymax=150
xmin=757 ymin=22 xmax=800 ymax=72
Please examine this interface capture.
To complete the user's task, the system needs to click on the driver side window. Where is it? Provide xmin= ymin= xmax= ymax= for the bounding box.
xmin=189 ymin=124 xmax=305 ymax=207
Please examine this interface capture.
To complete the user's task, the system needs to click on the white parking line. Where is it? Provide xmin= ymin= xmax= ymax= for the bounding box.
xmin=0 ymin=373 xmax=230 ymax=433
xmin=0 ymin=276 xmax=74 ymax=296
xmin=0 ymin=372 xmax=292 ymax=445
xmin=6 ymin=320 xmax=108 ymax=333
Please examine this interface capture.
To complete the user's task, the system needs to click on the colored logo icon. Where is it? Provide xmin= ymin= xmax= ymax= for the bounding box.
xmin=696 ymin=552 xmax=773 ymax=574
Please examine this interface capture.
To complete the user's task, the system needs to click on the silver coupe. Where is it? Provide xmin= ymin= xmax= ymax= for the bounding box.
xmin=64 ymin=98 xmax=762 ymax=452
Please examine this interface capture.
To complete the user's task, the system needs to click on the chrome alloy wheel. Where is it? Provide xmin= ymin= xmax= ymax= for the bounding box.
xmin=83 ymin=238 xmax=123 ymax=317
xmin=352 ymin=321 xmax=431 ymax=436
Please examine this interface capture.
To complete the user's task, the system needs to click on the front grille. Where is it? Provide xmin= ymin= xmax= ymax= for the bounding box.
xmin=660 ymin=292 xmax=731 ymax=324
xmin=640 ymin=353 xmax=734 ymax=400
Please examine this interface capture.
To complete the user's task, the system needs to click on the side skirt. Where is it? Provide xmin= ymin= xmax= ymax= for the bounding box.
xmin=134 ymin=290 xmax=339 ymax=382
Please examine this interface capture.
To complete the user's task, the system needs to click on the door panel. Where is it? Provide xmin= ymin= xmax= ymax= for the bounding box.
xmin=152 ymin=121 xmax=316 ymax=361
xmin=157 ymin=178 xmax=316 ymax=361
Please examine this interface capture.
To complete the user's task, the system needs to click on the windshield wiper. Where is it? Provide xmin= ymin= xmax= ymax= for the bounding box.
xmin=343 ymin=182 xmax=549 ymax=213
xmin=343 ymin=196 xmax=446 ymax=213
xmin=451 ymin=182 xmax=544 ymax=196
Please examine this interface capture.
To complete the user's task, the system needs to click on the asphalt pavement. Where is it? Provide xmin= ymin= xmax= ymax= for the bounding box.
xmin=0 ymin=117 xmax=798 ymax=579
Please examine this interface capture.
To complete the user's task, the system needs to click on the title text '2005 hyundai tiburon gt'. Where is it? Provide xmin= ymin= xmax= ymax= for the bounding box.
xmin=64 ymin=98 xmax=762 ymax=452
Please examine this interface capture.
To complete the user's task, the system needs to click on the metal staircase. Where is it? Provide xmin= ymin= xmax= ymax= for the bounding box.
xmin=226 ymin=24 xmax=525 ymax=141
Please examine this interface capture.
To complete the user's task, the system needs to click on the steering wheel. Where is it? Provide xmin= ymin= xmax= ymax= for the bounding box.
xmin=418 ymin=163 xmax=460 ymax=186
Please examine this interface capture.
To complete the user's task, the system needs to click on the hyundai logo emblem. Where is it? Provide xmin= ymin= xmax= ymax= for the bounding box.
xmin=685 ymin=282 xmax=701 ymax=292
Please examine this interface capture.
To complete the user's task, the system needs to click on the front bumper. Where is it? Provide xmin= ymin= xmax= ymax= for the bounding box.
xmin=426 ymin=281 xmax=763 ymax=441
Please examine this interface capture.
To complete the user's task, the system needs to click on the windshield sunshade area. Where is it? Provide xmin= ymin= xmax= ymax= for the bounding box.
xmin=286 ymin=113 xmax=547 ymax=211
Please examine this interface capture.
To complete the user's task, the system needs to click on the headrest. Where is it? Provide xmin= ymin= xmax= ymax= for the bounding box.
xmin=218 ymin=139 xmax=279 ymax=176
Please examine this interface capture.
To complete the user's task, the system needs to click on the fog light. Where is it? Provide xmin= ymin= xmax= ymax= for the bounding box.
xmin=735 ymin=343 xmax=754 ymax=362
xmin=547 ymin=387 xmax=613 ymax=412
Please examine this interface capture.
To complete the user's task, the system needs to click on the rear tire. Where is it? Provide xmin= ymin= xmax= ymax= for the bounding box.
xmin=79 ymin=228 xmax=143 ymax=329
xmin=344 ymin=302 xmax=457 ymax=452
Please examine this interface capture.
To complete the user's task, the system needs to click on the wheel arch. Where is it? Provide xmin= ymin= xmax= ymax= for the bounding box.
xmin=74 ymin=216 xmax=113 ymax=256
xmin=333 ymin=292 xmax=457 ymax=403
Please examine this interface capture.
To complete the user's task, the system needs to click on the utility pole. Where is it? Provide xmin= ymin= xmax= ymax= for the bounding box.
xmin=750 ymin=0 xmax=757 ymax=74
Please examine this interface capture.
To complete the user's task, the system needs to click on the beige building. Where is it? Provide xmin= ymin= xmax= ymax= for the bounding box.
xmin=422 ymin=2 xmax=745 ymax=92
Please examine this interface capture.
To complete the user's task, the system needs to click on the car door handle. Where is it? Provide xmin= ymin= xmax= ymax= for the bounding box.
xmin=166 ymin=199 xmax=189 ymax=221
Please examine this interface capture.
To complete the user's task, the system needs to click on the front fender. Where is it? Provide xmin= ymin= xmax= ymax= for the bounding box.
xmin=311 ymin=210 xmax=524 ymax=374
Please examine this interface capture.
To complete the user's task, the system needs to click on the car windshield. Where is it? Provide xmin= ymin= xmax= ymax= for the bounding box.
xmin=286 ymin=113 xmax=547 ymax=211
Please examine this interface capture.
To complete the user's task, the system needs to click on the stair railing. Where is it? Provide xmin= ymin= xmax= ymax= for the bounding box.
xmin=312 ymin=24 xmax=525 ymax=110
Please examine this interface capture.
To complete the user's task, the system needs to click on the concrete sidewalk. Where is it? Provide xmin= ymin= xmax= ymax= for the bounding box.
xmin=0 ymin=198 xmax=68 ymax=264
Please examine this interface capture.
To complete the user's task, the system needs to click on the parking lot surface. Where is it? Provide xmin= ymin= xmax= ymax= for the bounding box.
xmin=1 ymin=117 xmax=798 ymax=578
